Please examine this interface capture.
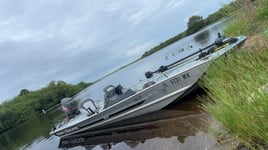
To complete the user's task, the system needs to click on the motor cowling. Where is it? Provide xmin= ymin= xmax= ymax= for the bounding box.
xmin=61 ymin=97 xmax=78 ymax=119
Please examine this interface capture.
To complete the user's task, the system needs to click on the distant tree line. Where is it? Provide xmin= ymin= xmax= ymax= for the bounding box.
xmin=141 ymin=0 xmax=241 ymax=58
xmin=0 ymin=81 xmax=91 ymax=134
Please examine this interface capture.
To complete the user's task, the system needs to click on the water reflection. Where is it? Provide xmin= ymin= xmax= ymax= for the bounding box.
xmin=194 ymin=30 xmax=211 ymax=45
xmin=60 ymin=88 xmax=217 ymax=150
xmin=0 ymin=109 xmax=64 ymax=150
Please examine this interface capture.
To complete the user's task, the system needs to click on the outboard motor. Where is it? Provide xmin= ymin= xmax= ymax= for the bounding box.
xmin=61 ymin=97 xmax=78 ymax=119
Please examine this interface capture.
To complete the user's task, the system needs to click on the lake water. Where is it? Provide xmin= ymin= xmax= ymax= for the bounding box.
xmin=0 ymin=19 xmax=229 ymax=150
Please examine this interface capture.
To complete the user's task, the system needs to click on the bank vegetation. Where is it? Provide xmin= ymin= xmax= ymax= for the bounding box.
xmin=201 ymin=0 xmax=268 ymax=148
xmin=0 ymin=81 xmax=91 ymax=134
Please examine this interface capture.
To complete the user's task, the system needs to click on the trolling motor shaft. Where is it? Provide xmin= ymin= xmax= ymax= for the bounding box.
xmin=144 ymin=34 xmax=238 ymax=79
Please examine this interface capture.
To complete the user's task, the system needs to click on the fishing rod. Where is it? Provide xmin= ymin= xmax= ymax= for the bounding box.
xmin=145 ymin=33 xmax=238 ymax=79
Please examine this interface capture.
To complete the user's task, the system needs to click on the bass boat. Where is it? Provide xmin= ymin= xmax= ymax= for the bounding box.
xmin=50 ymin=34 xmax=246 ymax=138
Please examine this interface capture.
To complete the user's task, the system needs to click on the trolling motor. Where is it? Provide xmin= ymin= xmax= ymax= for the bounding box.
xmin=215 ymin=32 xmax=225 ymax=46
xmin=198 ymin=33 xmax=238 ymax=58
xmin=144 ymin=33 xmax=238 ymax=79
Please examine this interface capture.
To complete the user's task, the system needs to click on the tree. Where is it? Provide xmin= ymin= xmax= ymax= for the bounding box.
xmin=0 ymin=80 xmax=93 ymax=134
xmin=186 ymin=15 xmax=204 ymax=35
xmin=19 ymin=89 xmax=30 ymax=96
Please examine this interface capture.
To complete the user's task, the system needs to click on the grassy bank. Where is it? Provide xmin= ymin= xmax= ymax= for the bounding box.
xmin=200 ymin=0 xmax=268 ymax=148
xmin=201 ymin=49 xmax=268 ymax=147
xmin=223 ymin=0 xmax=268 ymax=37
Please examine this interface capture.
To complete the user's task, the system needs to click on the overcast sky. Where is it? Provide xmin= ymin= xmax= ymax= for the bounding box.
xmin=0 ymin=0 xmax=231 ymax=103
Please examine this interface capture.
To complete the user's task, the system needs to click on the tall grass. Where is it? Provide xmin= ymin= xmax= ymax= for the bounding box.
xmin=200 ymin=49 xmax=268 ymax=145
xmin=199 ymin=0 xmax=268 ymax=148
xmin=257 ymin=0 xmax=268 ymax=20
xmin=223 ymin=0 xmax=259 ymax=36
xmin=223 ymin=0 xmax=268 ymax=37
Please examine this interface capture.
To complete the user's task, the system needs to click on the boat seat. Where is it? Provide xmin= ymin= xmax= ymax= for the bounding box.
xmin=104 ymin=85 xmax=136 ymax=108
xmin=103 ymin=85 xmax=116 ymax=100
xmin=79 ymin=99 xmax=98 ymax=116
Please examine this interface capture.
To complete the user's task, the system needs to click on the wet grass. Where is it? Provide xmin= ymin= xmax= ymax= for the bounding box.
xmin=200 ymin=49 xmax=268 ymax=147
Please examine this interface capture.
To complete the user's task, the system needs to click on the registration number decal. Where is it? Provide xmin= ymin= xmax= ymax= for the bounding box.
xmin=162 ymin=73 xmax=190 ymax=88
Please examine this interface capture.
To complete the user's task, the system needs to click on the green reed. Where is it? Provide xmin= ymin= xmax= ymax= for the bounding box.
xmin=200 ymin=49 xmax=268 ymax=145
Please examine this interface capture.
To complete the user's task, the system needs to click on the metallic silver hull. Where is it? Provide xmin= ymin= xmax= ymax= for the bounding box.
xmin=50 ymin=36 xmax=247 ymax=137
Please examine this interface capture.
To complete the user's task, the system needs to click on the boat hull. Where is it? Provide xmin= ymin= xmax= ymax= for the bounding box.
xmin=50 ymin=36 xmax=247 ymax=138
xmin=52 ymin=59 xmax=210 ymax=137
